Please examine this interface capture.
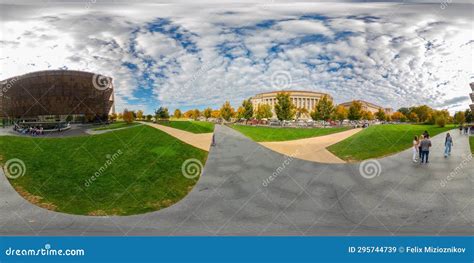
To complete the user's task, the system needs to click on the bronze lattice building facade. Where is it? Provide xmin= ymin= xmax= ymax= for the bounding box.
xmin=0 ymin=70 xmax=115 ymax=122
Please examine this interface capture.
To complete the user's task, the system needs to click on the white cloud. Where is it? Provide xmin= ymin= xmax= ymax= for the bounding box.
xmin=0 ymin=1 xmax=472 ymax=114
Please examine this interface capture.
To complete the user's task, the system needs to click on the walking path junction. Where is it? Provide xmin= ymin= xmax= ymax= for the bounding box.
xmin=259 ymin=128 xmax=362 ymax=164
xmin=143 ymin=122 xmax=213 ymax=152
xmin=0 ymin=125 xmax=472 ymax=236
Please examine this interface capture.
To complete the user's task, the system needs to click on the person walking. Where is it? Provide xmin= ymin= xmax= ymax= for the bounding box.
xmin=459 ymin=125 xmax=463 ymax=135
xmin=420 ymin=135 xmax=432 ymax=164
xmin=423 ymin=130 xmax=429 ymax=138
xmin=419 ymin=133 xmax=424 ymax=160
xmin=412 ymin=135 xmax=419 ymax=162
xmin=444 ymin=133 xmax=453 ymax=158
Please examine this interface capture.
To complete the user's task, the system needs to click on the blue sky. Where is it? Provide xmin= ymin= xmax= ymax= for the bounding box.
xmin=0 ymin=0 xmax=472 ymax=114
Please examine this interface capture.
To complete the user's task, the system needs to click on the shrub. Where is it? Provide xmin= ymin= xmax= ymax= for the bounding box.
xmin=436 ymin=116 xmax=446 ymax=127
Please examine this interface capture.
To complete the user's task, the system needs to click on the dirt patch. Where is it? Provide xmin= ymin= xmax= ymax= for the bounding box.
xmin=88 ymin=210 xmax=108 ymax=216
xmin=14 ymin=185 xmax=58 ymax=211
xmin=147 ymin=199 xmax=175 ymax=209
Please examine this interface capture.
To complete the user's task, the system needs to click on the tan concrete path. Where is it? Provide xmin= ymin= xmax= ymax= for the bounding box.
xmin=259 ymin=128 xmax=362 ymax=163
xmin=143 ymin=122 xmax=213 ymax=151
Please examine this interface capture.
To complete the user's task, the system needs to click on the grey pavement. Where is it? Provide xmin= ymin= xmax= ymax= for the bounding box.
xmin=0 ymin=124 xmax=90 ymax=138
xmin=0 ymin=125 xmax=472 ymax=236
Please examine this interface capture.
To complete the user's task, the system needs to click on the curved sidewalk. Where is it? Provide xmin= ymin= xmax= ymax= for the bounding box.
xmin=0 ymin=125 xmax=472 ymax=236
xmin=259 ymin=128 xmax=362 ymax=163
xmin=143 ymin=122 xmax=213 ymax=151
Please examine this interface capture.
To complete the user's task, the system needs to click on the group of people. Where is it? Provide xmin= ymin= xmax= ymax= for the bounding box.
xmin=459 ymin=125 xmax=473 ymax=135
xmin=412 ymin=131 xmax=454 ymax=164
xmin=13 ymin=124 xmax=44 ymax=136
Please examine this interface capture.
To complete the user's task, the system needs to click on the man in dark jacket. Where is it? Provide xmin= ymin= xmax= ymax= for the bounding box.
xmin=420 ymin=135 xmax=432 ymax=164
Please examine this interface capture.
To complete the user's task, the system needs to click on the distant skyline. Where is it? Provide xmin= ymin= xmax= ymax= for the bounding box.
xmin=0 ymin=0 xmax=472 ymax=114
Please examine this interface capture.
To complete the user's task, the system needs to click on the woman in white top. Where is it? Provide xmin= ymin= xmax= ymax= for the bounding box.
xmin=412 ymin=135 xmax=419 ymax=162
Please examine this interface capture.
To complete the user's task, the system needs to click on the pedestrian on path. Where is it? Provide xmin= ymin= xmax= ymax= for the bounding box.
xmin=444 ymin=133 xmax=453 ymax=158
xmin=459 ymin=125 xmax=463 ymax=135
xmin=412 ymin=135 xmax=419 ymax=163
xmin=420 ymin=135 xmax=432 ymax=164
xmin=419 ymin=133 xmax=424 ymax=160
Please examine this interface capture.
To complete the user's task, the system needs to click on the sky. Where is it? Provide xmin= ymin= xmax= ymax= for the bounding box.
xmin=0 ymin=0 xmax=473 ymax=114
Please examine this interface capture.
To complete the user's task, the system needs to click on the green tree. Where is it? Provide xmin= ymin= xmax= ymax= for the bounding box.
xmin=123 ymin=109 xmax=134 ymax=124
xmin=391 ymin=112 xmax=405 ymax=122
xmin=465 ymin=109 xmax=473 ymax=123
xmin=296 ymin=107 xmax=309 ymax=120
xmin=310 ymin=95 xmax=334 ymax=121
xmin=146 ymin=114 xmax=153 ymax=121
xmin=454 ymin=111 xmax=466 ymax=125
xmin=411 ymin=105 xmax=433 ymax=123
xmin=361 ymin=110 xmax=374 ymax=121
xmin=109 ymin=113 xmax=117 ymax=122
xmin=192 ymin=109 xmax=200 ymax=120
xmin=155 ymin=107 xmax=170 ymax=120
xmin=398 ymin=107 xmax=410 ymax=117
xmin=408 ymin=112 xmax=419 ymax=123
xmin=255 ymin=104 xmax=273 ymax=120
xmin=236 ymin=106 xmax=246 ymax=119
xmin=274 ymin=92 xmax=295 ymax=121
xmin=174 ymin=109 xmax=182 ymax=119
xmin=203 ymin=107 xmax=212 ymax=120
xmin=220 ymin=101 xmax=235 ymax=121
xmin=242 ymin=99 xmax=254 ymax=121
xmin=348 ymin=101 xmax=362 ymax=121
xmin=136 ymin=110 xmax=144 ymax=120
xmin=375 ymin=109 xmax=386 ymax=121
xmin=333 ymin=105 xmax=348 ymax=122
xmin=436 ymin=115 xmax=447 ymax=127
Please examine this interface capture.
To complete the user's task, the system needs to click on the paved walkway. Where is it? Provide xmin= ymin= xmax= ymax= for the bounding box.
xmin=260 ymin=128 xmax=362 ymax=163
xmin=0 ymin=125 xmax=472 ymax=236
xmin=85 ymin=124 xmax=143 ymax=135
xmin=143 ymin=122 xmax=213 ymax=151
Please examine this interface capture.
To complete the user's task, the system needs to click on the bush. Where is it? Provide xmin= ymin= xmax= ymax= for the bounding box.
xmin=436 ymin=116 xmax=446 ymax=127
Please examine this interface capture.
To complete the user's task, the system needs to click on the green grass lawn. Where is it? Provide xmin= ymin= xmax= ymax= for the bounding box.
xmin=328 ymin=124 xmax=455 ymax=161
xmin=93 ymin=121 xmax=139 ymax=131
xmin=0 ymin=126 xmax=207 ymax=216
xmin=157 ymin=120 xmax=214 ymax=134
xmin=470 ymin=136 xmax=474 ymax=154
xmin=231 ymin=125 xmax=351 ymax=142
